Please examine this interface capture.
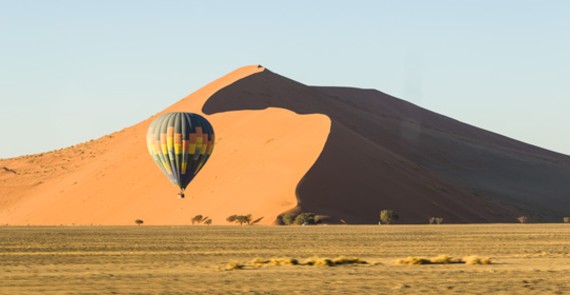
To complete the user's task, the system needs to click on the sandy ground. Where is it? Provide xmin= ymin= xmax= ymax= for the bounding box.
xmin=1 ymin=224 xmax=570 ymax=294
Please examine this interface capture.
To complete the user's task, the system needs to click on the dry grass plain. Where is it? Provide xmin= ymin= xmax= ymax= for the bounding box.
xmin=1 ymin=224 xmax=570 ymax=294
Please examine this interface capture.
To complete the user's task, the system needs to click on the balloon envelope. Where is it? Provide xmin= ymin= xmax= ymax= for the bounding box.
xmin=146 ymin=112 xmax=215 ymax=196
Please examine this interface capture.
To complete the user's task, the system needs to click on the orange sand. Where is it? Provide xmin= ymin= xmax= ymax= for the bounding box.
xmin=0 ymin=65 xmax=330 ymax=225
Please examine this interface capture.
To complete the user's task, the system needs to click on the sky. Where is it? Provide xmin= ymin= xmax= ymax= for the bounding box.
xmin=1 ymin=1 xmax=569 ymax=158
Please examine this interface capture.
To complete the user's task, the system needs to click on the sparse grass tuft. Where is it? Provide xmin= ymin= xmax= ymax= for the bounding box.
xmin=232 ymin=256 xmax=368 ymax=270
xmin=224 ymin=262 xmax=245 ymax=271
xmin=275 ymin=258 xmax=299 ymax=266
xmin=304 ymin=257 xmax=334 ymax=267
xmin=251 ymin=257 xmax=269 ymax=265
xmin=396 ymin=255 xmax=491 ymax=265
xmin=315 ymin=258 xmax=334 ymax=267
xmin=396 ymin=256 xmax=432 ymax=265
xmin=271 ymin=258 xmax=299 ymax=266
xmin=251 ymin=257 xmax=299 ymax=267
xmin=463 ymin=256 xmax=492 ymax=265
xmin=430 ymin=255 xmax=461 ymax=264
xmin=332 ymin=256 xmax=368 ymax=265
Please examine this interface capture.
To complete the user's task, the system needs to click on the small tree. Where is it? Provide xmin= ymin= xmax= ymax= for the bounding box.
xmin=294 ymin=213 xmax=316 ymax=225
xmin=192 ymin=215 xmax=203 ymax=224
xmin=192 ymin=215 xmax=208 ymax=225
xmin=227 ymin=214 xmax=251 ymax=225
xmin=379 ymin=210 xmax=399 ymax=224
xmin=226 ymin=215 xmax=238 ymax=223
xmin=517 ymin=216 xmax=528 ymax=223
xmin=282 ymin=214 xmax=297 ymax=225
xmin=204 ymin=218 xmax=212 ymax=226
xmin=429 ymin=217 xmax=436 ymax=224
xmin=135 ymin=219 xmax=144 ymax=226
xmin=435 ymin=217 xmax=444 ymax=224
xmin=563 ymin=217 xmax=570 ymax=223
xmin=235 ymin=214 xmax=252 ymax=225
xmin=227 ymin=214 xmax=261 ymax=225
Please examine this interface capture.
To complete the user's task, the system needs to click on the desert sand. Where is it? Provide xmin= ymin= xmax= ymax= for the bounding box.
xmin=2 ymin=224 xmax=570 ymax=294
xmin=1 ymin=65 xmax=570 ymax=225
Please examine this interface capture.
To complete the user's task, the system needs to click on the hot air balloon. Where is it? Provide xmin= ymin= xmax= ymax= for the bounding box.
xmin=146 ymin=112 xmax=215 ymax=198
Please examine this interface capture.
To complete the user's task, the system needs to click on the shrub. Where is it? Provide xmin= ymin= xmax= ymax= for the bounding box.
xmin=227 ymin=214 xmax=258 ymax=225
xmin=517 ymin=216 xmax=528 ymax=223
xmin=280 ymin=213 xmax=317 ymax=225
xmin=429 ymin=217 xmax=436 ymax=224
xmin=204 ymin=218 xmax=212 ymax=225
xmin=563 ymin=217 xmax=570 ymax=223
xmin=192 ymin=215 xmax=208 ymax=224
xmin=236 ymin=214 xmax=252 ymax=225
xmin=135 ymin=219 xmax=144 ymax=226
xmin=294 ymin=213 xmax=316 ymax=225
xmin=379 ymin=210 xmax=399 ymax=224
xmin=282 ymin=214 xmax=297 ymax=225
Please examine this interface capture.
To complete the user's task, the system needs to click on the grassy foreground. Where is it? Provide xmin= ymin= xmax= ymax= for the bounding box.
xmin=1 ymin=224 xmax=570 ymax=294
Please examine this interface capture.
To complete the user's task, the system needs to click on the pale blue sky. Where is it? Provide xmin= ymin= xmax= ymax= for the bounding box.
xmin=1 ymin=1 xmax=569 ymax=158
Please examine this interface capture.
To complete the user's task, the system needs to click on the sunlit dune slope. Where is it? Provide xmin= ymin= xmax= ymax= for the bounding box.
xmin=0 ymin=65 xmax=330 ymax=225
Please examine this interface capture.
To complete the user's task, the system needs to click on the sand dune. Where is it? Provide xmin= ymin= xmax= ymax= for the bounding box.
xmin=1 ymin=65 xmax=569 ymax=225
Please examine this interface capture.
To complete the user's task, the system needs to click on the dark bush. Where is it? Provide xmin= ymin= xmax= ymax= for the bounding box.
xmin=294 ymin=213 xmax=317 ymax=225
xmin=379 ymin=210 xmax=398 ymax=224
xmin=282 ymin=214 xmax=297 ymax=225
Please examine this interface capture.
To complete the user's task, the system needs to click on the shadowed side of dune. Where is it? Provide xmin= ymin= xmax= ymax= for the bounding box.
xmin=204 ymin=70 xmax=570 ymax=223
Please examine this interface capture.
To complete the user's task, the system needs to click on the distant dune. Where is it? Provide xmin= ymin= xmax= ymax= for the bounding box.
xmin=1 ymin=65 xmax=569 ymax=225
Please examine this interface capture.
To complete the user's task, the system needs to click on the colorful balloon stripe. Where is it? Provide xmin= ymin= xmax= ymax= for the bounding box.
xmin=146 ymin=112 xmax=215 ymax=193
